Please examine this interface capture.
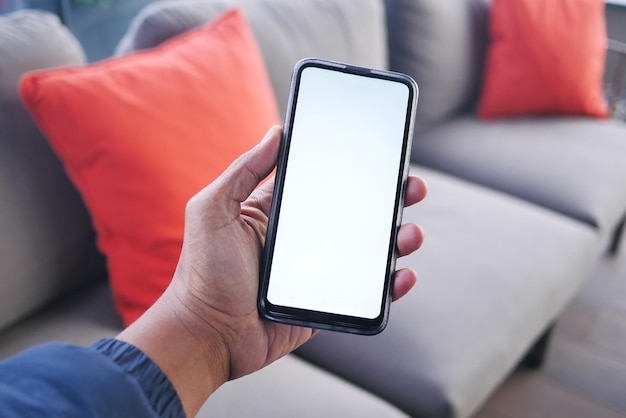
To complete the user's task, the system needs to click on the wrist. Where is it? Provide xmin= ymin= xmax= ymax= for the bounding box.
xmin=116 ymin=285 xmax=230 ymax=417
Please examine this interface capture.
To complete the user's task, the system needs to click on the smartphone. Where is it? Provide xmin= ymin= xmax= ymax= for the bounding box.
xmin=258 ymin=58 xmax=418 ymax=335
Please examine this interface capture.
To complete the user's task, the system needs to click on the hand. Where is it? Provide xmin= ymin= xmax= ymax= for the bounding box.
xmin=117 ymin=126 xmax=427 ymax=417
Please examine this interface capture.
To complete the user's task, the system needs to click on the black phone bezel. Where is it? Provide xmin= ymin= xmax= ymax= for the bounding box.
xmin=258 ymin=58 xmax=418 ymax=335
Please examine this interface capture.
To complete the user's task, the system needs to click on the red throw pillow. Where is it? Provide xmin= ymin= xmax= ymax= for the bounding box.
xmin=20 ymin=9 xmax=280 ymax=325
xmin=478 ymin=0 xmax=609 ymax=119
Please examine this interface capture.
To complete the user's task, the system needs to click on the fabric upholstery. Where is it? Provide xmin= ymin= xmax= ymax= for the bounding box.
xmin=0 ymin=282 xmax=407 ymax=418
xmin=115 ymin=0 xmax=388 ymax=116
xmin=0 ymin=282 xmax=120 ymax=360
xmin=200 ymin=355 xmax=409 ymax=417
xmin=297 ymin=165 xmax=600 ymax=418
xmin=411 ymin=116 xmax=626 ymax=236
xmin=0 ymin=10 xmax=105 ymax=332
xmin=385 ymin=0 xmax=489 ymax=128
xmin=478 ymin=0 xmax=609 ymax=119
xmin=0 ymin=2 xmax=619 ymax=417
xmin=20 ymin=9 xmax=280 ymax=325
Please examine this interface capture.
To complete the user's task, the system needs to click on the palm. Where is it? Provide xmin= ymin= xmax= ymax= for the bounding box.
xmin=178 ymin=178 xmax=316 ymax=380
xmin=118 ymin=126 xmax=426 ymax=417
xmin=176 ymin=125 xmax=425 ymax=380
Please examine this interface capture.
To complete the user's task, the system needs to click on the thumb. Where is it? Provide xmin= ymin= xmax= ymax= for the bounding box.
xmin=217 ymin=125 xmax=282 ymax=204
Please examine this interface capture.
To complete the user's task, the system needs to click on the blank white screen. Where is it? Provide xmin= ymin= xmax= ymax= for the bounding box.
xmin=267 ymin=67 xmax=410 ymax=319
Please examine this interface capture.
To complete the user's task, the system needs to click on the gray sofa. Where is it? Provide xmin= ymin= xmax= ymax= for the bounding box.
xmin=1 ymin=1 xmax=626 ymax=417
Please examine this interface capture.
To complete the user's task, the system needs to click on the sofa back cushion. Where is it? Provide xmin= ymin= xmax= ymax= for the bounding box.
xmin=385 ymin=0 xmax=489 ymax=129
xmin=115 ymin=0 xmax=388 ymax=116
xmin=0 ymin=10 xmax=106 ymax=331
xmin=20 ymin=9 xmax=280 ymax=326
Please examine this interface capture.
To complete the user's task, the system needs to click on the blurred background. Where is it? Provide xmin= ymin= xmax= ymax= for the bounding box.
xmin=1 ymin=0 xmax=151 ymax=61
xmin=1 ymin=0 xmax=625 ymax=119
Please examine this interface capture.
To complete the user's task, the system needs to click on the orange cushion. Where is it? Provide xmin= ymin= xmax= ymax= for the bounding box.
xmin=478 ymin=0 xmax=609 ymax=119
xmin=20 ymin=8 xmax=280 ymax=325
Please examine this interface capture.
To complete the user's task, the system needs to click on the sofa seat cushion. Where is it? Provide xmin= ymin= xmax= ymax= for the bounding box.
xmin=411 ymin=116 xmax=626 ymax=236
xmin=200 ymin=355 xmax=409 ymax=418
xmin=0 ymin=282 xmax=407 ymax=418
xmin=0 ymin=10 xmax=105 ymax=333
xmin=116 ymin=0 xmax=388 ymax=116
xmin=297 ymin=165 xmax=600 ymax=418
xmin=0 ymin=282 xmax=120 ymax=360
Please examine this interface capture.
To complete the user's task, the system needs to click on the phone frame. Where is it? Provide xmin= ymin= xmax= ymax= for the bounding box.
xmin=258 ymin=58 xmax=418 ymax=335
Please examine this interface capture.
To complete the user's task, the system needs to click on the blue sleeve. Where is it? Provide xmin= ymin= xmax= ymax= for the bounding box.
xmin=0 ymin=339 xmax=184 ymax=418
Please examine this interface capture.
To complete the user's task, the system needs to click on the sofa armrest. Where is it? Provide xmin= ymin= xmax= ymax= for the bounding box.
xmin=0 ymin=10 xmax=106 ymax=333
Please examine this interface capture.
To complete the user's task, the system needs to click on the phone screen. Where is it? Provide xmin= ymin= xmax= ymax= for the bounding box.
xmin=260 ymin=59 xmax=417 ymax=334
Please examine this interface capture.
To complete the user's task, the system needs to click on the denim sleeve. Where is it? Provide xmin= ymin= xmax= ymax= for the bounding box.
xmin=0 ymin=339 xmax=184 ymax=418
